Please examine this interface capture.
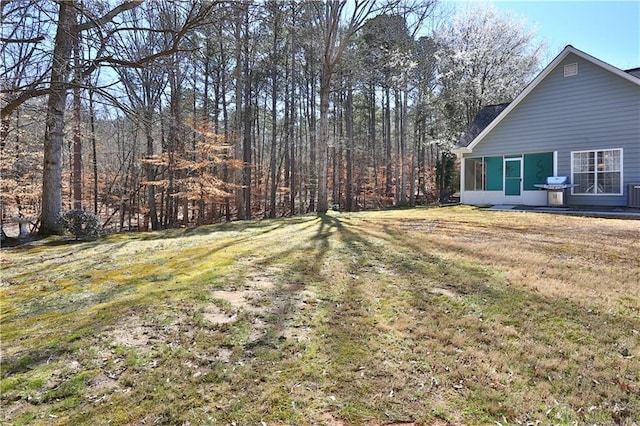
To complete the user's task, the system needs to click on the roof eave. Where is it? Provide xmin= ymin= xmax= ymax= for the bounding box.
xmin=452 ymin=147 xmax=471 ymax=157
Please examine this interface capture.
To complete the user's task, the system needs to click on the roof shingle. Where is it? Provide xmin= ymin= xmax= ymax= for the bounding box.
xmin=457 ymin=103 xmax=510 ymax=148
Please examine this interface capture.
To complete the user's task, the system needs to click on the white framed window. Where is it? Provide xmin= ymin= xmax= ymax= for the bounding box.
xmin=571 ymin=148 xmax=623 ymax=195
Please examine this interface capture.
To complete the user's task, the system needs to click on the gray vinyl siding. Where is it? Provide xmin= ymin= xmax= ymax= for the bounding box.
xmin=467 ymin=53 xmax=640 ymax=206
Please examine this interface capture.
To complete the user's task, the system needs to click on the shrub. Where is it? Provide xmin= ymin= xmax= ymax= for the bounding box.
xmin=58 ymin=210 xmax=103 ymax=241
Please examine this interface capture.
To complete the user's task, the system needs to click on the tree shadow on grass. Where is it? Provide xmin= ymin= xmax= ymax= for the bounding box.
xmin=131 ymin=215 xmax=317 ymax=241
xmin=3 ymin=211 xmax=637 ymax=424
xmin=325 ymin=214 xmax=639 ymax=423
xmin=0 ymin=215 xmax=324 ymax=380
xmin=230 ymin=212 xmax=638 ymax=423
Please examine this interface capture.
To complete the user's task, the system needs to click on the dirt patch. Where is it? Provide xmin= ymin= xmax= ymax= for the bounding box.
xmin=207 ymin=289 xmax=264 ymax=325
xmin=216 ymin=347 xmax=233 ymax=363
xmin=205 ymin=259 xmax=317 ymax=346
xmin=110 ymin=318 xmax=154 ymax=349
xmin=245 ymin=267 xmax=282 ymax=290
xmin=107 ymin=312 xmax=179 ymax=354
xmin=279 ymin=325 xmax=311 ymax=342
xmin=87 ymin=372 xmax=121 ymax=396
xmin=1 ymin=400 xmax=33 ymax=420
xmin=247 ymin=318 xmax=268 ymax=342
xmin=237 ymin=257 xmax=281 ymax=290
xmin=210 ymin=289 xmax=262 ymax=310
xmin=429 ymin=287 xmax=459 ymax=298
xmin=316 ymin=413 xmax=423 ymax=426
xmin=318 ymin=412 xmax=346 ymax=426
xmin=202 ymin=305 xmax=238 ymax=325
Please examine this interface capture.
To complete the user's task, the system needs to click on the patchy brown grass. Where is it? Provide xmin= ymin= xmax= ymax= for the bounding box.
xmin=1 ymin=206 xmax=638 ymax=425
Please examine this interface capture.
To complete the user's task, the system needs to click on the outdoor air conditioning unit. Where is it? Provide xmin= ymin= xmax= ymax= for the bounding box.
xmin=628 ymin=184 xmax=640 ymax=208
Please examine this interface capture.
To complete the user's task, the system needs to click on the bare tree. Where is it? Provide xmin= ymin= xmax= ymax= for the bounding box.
xmin=312 ymin=0 xmax=389 ymax=213
xmin=115 ymin=5 xmax=172 ymax=230
xmin=2 ymin=0 xmax=215 ymax=234
xmin=39 ymin=1 xmax=78 ymax=235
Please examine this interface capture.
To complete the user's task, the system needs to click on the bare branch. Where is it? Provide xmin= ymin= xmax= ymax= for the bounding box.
xmin=74 ymin=0 xmax=144 ymax=32
xmin=1 ymin=1 xmax=215 ymax=121
xmin=0 ymin=35 xmax=46 ymax=43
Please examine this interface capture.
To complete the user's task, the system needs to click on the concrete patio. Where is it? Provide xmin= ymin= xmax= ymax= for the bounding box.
xmin=484 ymin=204 xmax=640 ymax=219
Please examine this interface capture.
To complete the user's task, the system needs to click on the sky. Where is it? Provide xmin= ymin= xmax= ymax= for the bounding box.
xmin=445 ymin=1 xmax=640 ymax=70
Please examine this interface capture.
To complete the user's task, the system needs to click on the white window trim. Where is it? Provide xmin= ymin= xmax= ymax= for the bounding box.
xmin=570 ymin=148 xmax=623 ymax=196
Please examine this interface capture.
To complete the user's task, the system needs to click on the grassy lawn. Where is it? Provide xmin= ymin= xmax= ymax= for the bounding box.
xmin=1 ymin=206 xmax=638 ymax=425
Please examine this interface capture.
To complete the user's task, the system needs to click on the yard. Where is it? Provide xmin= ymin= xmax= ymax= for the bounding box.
xmin=1 ymin=206 xmax=638 ymax=425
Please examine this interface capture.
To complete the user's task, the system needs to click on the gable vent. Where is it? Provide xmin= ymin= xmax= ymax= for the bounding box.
xmin=564 ymin=63 xmax=578 ymax=77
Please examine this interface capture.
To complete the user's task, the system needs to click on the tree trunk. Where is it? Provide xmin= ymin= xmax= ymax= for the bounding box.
xmin=410 ymin=139 xmax=417 ymax=207
xmin=144 ymin=109 xmax=159 ymax=230
xmin=384 ymin=86 xmax=392 ymax=198
xmin=283 ymin=59 xmax=291 ymax=216
xmin=345 ymin=75 xmax=354 ymax=212
xmin=331 ymin=93 xmax=340 ymax=207
xmin=72 ymin=22 xmax=82 ymax=211
xmin=368 ymin=83 xmax=378 ymax=196
xmin=307 ymin=60 xmax=317 ymax=213
xmin=317 ymin=66 xmax=330 ymax=214
xmin=394 ymin=88 xmax=400 ymax=204
xmin=241 ymin=10 xmax=252 ymax=219
xmin=288 ymin=76 xmax=296 ymax=215
xmin=399 ymin=87 xmax=408 ymax=206
xmin=268 ymin=23 xmax=279 ymax=219
xmin=89 ymin=91 xmax=98 ymax=215
xmin=219 ymin=35 xmax=231 ymax=222
xmin=288 ymin=5 xmax=297 ymax=216
xmin=234 ymin=5 xmax=245 ymax=220
xmin=40 ymin=1 xmax=75 ymax=235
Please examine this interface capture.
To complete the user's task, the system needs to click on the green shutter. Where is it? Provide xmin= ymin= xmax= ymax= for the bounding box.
xmin=523 ymin=153 xmax=553 ymax=190
xmin=485 ymin=156 xmax=503 ymax=191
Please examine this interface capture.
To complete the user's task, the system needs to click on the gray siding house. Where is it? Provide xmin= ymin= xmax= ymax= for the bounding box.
xmin=454 ymin=45 xmax=640 ymax=207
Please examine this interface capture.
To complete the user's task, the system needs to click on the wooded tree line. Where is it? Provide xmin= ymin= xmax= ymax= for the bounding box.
xmin=1 ymin=0 xmax=544 ymax=235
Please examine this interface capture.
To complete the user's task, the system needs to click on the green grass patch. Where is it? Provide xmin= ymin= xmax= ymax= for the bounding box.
xmin=1 ymin=207 xmax=638 ymax=425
